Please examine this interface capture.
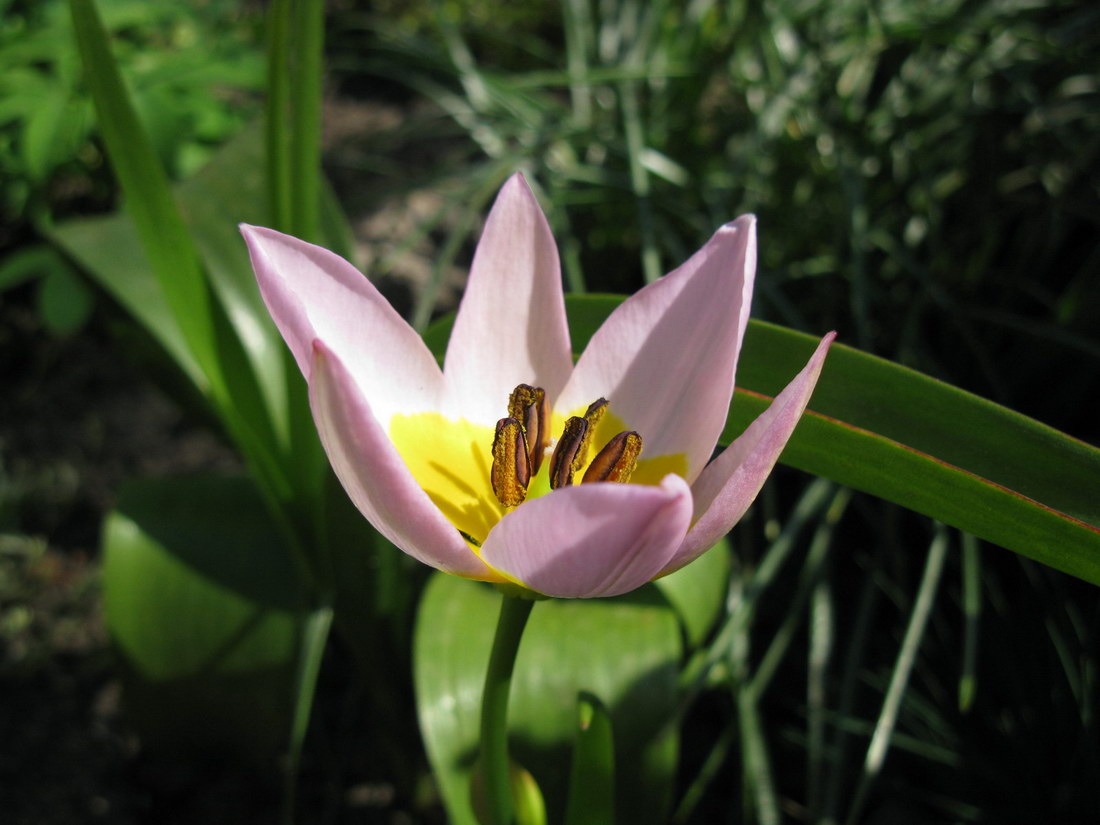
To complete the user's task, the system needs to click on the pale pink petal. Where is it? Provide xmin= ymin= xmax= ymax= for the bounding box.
xmin=242 ymin=224 xmax=443 ymax=423
xmin=660 ymin=332 xmax=836 ymax=576
xmin=309 ymin=341 xmax=493 ymax=579
xmin=480 ymin=475 xmax=693 ymax=598
xmin=442 ymin=174 xmax=572 ymax=425
xmin=556 ymin=217 xmax=756 ymax=481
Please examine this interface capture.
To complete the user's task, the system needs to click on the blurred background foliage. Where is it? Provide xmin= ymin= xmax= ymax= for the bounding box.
xmin=0 ymin=0 xmax=263 ymax=335
xmin=1 ymin=0 xmax=1098 ymax=822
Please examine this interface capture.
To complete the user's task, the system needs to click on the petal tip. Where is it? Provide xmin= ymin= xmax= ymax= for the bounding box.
xmin=723 ymin=214 xmax=757 ymax=233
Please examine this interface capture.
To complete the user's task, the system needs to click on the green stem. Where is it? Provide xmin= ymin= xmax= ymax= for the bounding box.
xmin=480 ymin=593 xmax=535 ymax=825
xmin=282 ymin=600 xmax=334 ymax=825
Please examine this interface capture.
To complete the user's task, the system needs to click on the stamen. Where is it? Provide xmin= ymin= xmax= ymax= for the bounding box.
xmin=583 ymin=431 xmax=643 ymax=484
xmin=584 ymin=398 xmax=608 ymax=430
xmin=549 ymin=416 xmax=589 ymax=489
xmin=491 ymin=417 xmax=530 ymax=507
xmin=508 ymin=384 xmax=549 ymax=474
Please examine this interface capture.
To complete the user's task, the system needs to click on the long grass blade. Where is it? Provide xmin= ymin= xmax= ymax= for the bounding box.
xmin=807 ymin=556 xmax=834 ymax=822
xmin=821 ymin=563 xmax=879 ymax=825
xmin=958 ymin=532 xmax=981 ymax=712
xmin=69 ymin=0 xmax=224 ymax=395
xmin=282 ymin=602 xmax=334 ymax=825
xmin=750 ymin=488 xmax=850 ymax=698
xmin=737 ymin=680 xmax=779 ymax=825
xmin=844 ymin=525 xmax=949 ymax=825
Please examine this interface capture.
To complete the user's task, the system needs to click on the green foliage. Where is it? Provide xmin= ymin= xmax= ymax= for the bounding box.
xmin=563 ymin=693 xmax=616 ymax=825
xmin=0 ymin=244 xmax=92 ymax=334
xmin=102 ymin=475 xmax=306 ymax=766
xmin=0 ymin=0 xmax=263 ymax=222
xmin=415 ymin=573 xmax=685 ymax=825
xmin=0 ymin=0 xmax=264 ymax=340
xmin=14 ymin=0 xmax=1096 ymax=820
xmin=340 ymin=0 xmax=1098 ymax=437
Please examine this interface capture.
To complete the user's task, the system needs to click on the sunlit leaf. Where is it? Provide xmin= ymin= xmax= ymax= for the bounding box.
xmin=415 ymin=574 xmax=681 ymax=825
xmin=102 ymin=475 xmax=307 ymax=765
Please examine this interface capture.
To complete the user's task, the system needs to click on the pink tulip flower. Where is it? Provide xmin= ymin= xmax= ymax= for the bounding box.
xmin=242 ymin=174 xmax=834 ymax=598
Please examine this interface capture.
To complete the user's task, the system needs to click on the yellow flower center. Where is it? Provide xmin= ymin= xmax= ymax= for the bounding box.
xmin=388 ymin=385 xmax=687 ymax=554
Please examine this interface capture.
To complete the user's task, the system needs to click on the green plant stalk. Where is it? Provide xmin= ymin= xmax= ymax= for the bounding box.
xmin=480 ymin=592 xmax=535 ymax=825
xmin=265 ymin=0 xmax=293 ymax=232
xmin=806 ymin=571 xmax=833 ymax=822
xmin=959 ymin=532 xmax=981 ymax=712
xmin=266 ymin=0 xmax=324 ymax=242
xmin=289 ymin=0 xmax=324 ymax=244
xmin=267 ymin=0 xmax=331 ymax=579
xmin=283 ymin=602 xmax=334 ymax=825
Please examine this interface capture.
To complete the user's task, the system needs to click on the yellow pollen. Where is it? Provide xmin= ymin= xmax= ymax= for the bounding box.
xmin=387 ymin=390 xmax=689 ymax=554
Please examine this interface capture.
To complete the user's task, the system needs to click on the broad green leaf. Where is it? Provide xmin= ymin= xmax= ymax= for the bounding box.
xmin=424 ymin=295 xmax=1100 ymax=584
xmin=38 ymin=264 xmax=93 ymax=334
xmin=415 ymin=574 xmax=681 ymax=825
xmin=652 ymin=538 xmax=731 ymax=649
xmin=103 ymin=475 xmax=308 ymax=764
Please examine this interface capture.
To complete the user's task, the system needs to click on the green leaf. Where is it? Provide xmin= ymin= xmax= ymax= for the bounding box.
xmin=38 ymin=264 xmax=93 ymax=334
xmin=651 ymin=538 xmax=731 ymax=649
xmin=415 ymin=574 xmax=681 ymax=825
xmin=424 ymin=294 xmax=1100 ymax=584
xmin=69 ymin=0 xmax=224 ymax=395
xmin=48 ymin=209 xmax=205 ymax=385
xmin=0 ymin=245 xmax=70 ymax=291
xmin=21 ymin=85 xmax=89 ymax=181
xmin=728 ymin=322 xmax=1100 ymax=585
xmin=564 ymin=693 xmax=616 ymax=825
xmin=102 ymin=474 xmax=308 ymax=765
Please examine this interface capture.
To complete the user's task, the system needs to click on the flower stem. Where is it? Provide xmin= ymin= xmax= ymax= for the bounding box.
xmin=480 ymin=592 xmax=535 ymax=825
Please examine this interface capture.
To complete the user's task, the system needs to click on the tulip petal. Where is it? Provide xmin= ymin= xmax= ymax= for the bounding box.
xmin=480 ymin=475 xmax=693 ymax=598
xmin=556 ymin=217 xmax=756 ymax=481
xmin=309 ymin=341 xmax=494 ymax=580
xmin=661 ymin=332 xmax=836 ymax=576
xmin=443 ymin=174 xmax=573 ymax=425
xmin=242 ymin=224 xmax=442 ymax=424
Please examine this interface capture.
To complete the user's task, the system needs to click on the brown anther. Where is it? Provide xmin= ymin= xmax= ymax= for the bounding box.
xmin=491 ymin=418 xmax=530 ymax=507
xmin=582 ymin=431 xmax=643 ymax=484
xmin=549 ymin=416 xmax=589 ymax=489
xmin=508 ymin=384 xmax=549 ymax=474
xmin=584 ymin=398 xmax=608 ymax=429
